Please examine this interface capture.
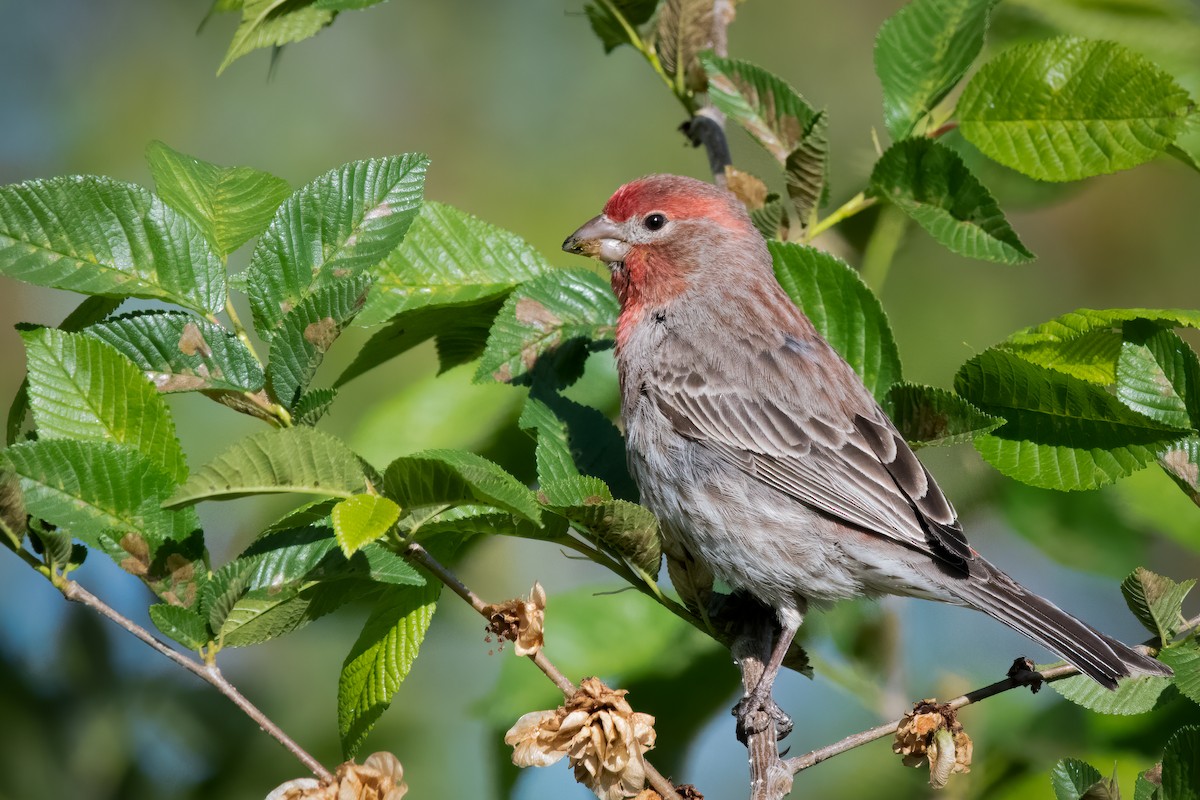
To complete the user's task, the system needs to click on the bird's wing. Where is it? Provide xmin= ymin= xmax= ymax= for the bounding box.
xmin=649 ymin=342 xmax=972 ymax=567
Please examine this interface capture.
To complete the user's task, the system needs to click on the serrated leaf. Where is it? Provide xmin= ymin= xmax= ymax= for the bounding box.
xmin=218 ymin=0 xmax=334 ymax=74
xmin=149 ymin=603 xmax=210 ymax=650
xmin=399 ymin=504 xmax=562 ymax=542
xmin=146 ymin=140 xmax=291 ymax=257
xmin=294 ymin=387 xmax=338 ymax=426
xmin=332 ymin=495 xmax=400 ymax=557
xmin=1052 ymin=759 xmax=1105 ymax=800
xmin=885 ymin=382 xmax=1003 ymax=447
xmin=784 ymin=112 xmax=829 ymax=225
xmin=476 ymin=269 xmax=618 ymax=385
xmin=339 ymin=580 xmax=441 ymax=757
xmin=1159 ymin=645 xmax=1200 ymax=707
xmin=537 ymin=475 xmax=613 ymax=508
xmin=0 ymin=467 xmax=26 ymax=547
xmin=1003 ymin=308 xmax=1200 ymax=384
xmin=166 ymin=426 xmax=368 ymax=506
xmin=245 ymin=155 xmax=427 ymax=334
xmin=555 ymin=497 xmax=662 ymax=575
xmin=868 ymin=137 xmax=1033 ymax=263
xmin=86 ymin=311 xmax=264 ymax=394
xmin=958 ymin=37 xmax=1194 ymax=181
xmin=0 ymin=175 xmax=224 ymax=314
xmin=1050 ymin=669 xmax=1171 ymax=714
xmin=268 ymin=273 xmax=371 ymax=410
xmin=1122 ymin=567 xmax=1196 ymax=642
xmin=382 ymin=449 xmax=540 ymax=525
xmin=585 ymin=0 xmax=658 ymax=53
xmin=223 ymin=579 xmax=383 ymax=647
xmin=653 ymin=0 xmax=712 ymax=91
xmin=357 ymin=201 xmax=550 ymax=326
xmin=4 ymin=439 xmax=205 ymax=605
xmin=750 ymin=197 xmax=787 ymax=240
xmin=875 ymin=0 xmax=996 ymax=139
xmin=1135 ymin=772 xmax=1161 ymax=800
xmin=770 ymin=242 xmax=902 ymax=402
xmin=201 ymin=561 xmax=255 ymax=632
xmin=1117 ymin=323 xmax=1200 ymax=430
xmin=956 ymin=348 xmax=1189 ymax=490
xmin=1161 ymin=726 xmax=1200 ymax=800
xmin=22 ymin=328 xmax=188 ymax=482
xmin=1160 ymin=437 xmax=1200 ymax=505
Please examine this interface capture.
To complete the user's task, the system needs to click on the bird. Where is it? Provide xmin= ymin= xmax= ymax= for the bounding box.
xmin=561 ymin=173 xmax=1173 ymax=739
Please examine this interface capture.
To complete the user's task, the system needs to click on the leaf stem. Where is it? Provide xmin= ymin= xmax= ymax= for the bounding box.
xmin=596 ymin=0 xmax=695 ymax=114
xmin=221 ymin=298 xmax=262 ymax=364
xmin=860 ymin=204 xmax=908 ymax=294
xmin=805 ymin=192 xmax=877 ymax=242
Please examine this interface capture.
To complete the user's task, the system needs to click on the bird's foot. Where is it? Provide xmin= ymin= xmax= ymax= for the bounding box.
xmin=733 ymin=691 xmax=793 ymax=744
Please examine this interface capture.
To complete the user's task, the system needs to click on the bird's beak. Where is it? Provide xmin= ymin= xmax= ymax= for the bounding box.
xmin=562 ymin=215 xmax=630 ymax=264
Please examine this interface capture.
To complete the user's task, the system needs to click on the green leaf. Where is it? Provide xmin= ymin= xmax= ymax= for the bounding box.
xmin=268 ymin=273 xmax=371 ymax=410
xmin=1052 ymin=759 xmax=1104 ymax=800
xmin=223 ymin=579 xmax=383 ymax=647
xmin=146 ymin=140 xmax=291 ymax=257
xmin=958 ymin=37 xmax=1194 ymax=181
xmin=653 ymin=0 xmax=712 ymax=91
xmin=1116 ymin=324 xmax=1200 ymax=431
xmin=294 ymin=387 xmax=338 ymax=426
xmin=0 ymin=175 xmax=224 ymax=314
xmin=700 ymin=54 xmax=829 ymax=225
xmin=332 ymin=495 xmax=400 ymax=557
xmin=770 ymin=242 xmax=902 ymax=403
xmin=149 ymin=603 xmax=210 ymax=650
xmin=1122 ymin=567 xmax=1195 ymax=643
xmin=166 ymin=426 xmax=368 ymax=506
xmin=552 ymin=496 xmax=662 ymax=575
xmin=8 ymin=295 xmax=123 ymax=445
xmin=1003 ymin=308 xmax=1200 ymax=384
xmin=1159 ymin=437 xmax=1200 ymax=505
xmin=218 ymin=0 xmax=335 ymax=74
xmin=1050 ymin=669 xmax=1171 ymax=714
xmin=1161 ymin=726 xmax=1200 ymax=800
xmin=956 ymin=348 xmax=1189 ymax=490
xmin=885 ymin=382 xmax=1003 ymax=447
xmin=86 ymin=311 xmax=264 ymax=394
xmin=339 ymin=580 xmax=441 ymax=757
xmin=1159 ymin=645 xmax=1200 ymax=707
xmin=245 ymin=154 xmax=427 ymax=335
xmin=4 ymin=439 xmax=205 ymax=606
xmin=382 ymin=449 xmax=541 ymax=525
xmin=475 ymin=269 xmax=618 ymax=385
xmin=357 ymin=201 xmax=550 ymax=326
xmin=868 ymin=137 xmax=1033 ymax=263
xmin=1135 ymin=772 xmax=1161 ymax=800
xmin=585 ymin=0 xmax=658 ymax=53
xmin=201 ymin=561 xmax=255 ymax=633
xmin=21 ymin=328 xmax=188 ymax=482
xmin=874 ymin=0 xmax=996 ymax=139
xmin=0 ymin=467 xmax=26 ymax=547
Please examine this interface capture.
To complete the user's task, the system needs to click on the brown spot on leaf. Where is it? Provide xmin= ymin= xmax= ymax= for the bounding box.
xmin=492 ymin=363 xmax=513 ymax=383
xmin=1161 ymin=447 xmax=1200 ymax=490
xmin=119 ymin=533 xmax=151 ymax=576
xmin=151 ymin=372 xmax=208 ymax=392
xmin=304 ymin=317 xmax=339 ymax=352
xmin=724 ymin=166 xmax=768 ymax=210
xmin=515 ymin=298 xmax=562 ymax=331
xmin=178 ymin=322 xmax=213 ymax=358
xmin=332 ymin=267 xmax=353 ymax=278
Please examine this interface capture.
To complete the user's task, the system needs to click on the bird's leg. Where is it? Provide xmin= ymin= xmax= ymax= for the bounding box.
xmin=734 ymin=609 xmax=801 ymax=743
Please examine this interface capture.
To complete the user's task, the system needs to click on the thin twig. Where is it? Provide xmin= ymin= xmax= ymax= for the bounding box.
xmin=403 ymin=543 xmax=684 ymax=800
xmin=60 ymin=580 xmax=331 ymax=781
xmin=785 ymin=615 xmax=1200 ymax=775
xmin=733 ymin=620 xmax=793 ymax=800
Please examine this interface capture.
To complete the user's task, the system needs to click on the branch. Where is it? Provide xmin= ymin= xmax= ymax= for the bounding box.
xmin=785 ymin=616 xmax=1200 ymax=775
xmin=403 ymin=543 xmax=685 ymax=800
xmin=732 ymin=619 xmax=793 ymax=800
xmin=59 ymin=579 xmax=331 ymax=781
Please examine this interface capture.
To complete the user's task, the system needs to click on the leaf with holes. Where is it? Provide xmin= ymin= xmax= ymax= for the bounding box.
xmin=1122 ymin=567 xmax=1195 ymax=643
xmin=770 ymin=242 xmax=902 ymax=403
xmin=958 ymin=37 xmax=1193 ymax=181
xmin=268 ymin=273 xmax=371 ymax=410
xmin=476 ymin=269 xmax=618 ymax=385
xmin=245 ymin=154 xmax=427 ymax=334
xmin=166 ymin=427 xmax=369 ymax=506
xmin=885 ymin=382 xmax=1002 ymax=448
xmin=146 ymin=140 xmax=291 ymax=257
xmin=875 ymin=0 xmax=996 ymax=138
xmin=868 ymin=138 xmax=1033 ymax=263
xmin=4 ymin=439 xmax=205 ymax=606
xmin=956 ymin=348 xmax=1190 ymax=490
xmin=21 ymin=328 xmax=188 ymax=482
xmin=0 ymin=176 xmax=224 ymax=314
xmin=338 ymin=581 xmax=441 ymax=757
xmin=332 ymin=494 xmax=400 ymax=557
xmin=87 ymin=311 xmax=263 ymax=394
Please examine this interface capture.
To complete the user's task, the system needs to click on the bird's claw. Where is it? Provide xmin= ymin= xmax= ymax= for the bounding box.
xmin=733 ymin=693 xmax=793 ymax=743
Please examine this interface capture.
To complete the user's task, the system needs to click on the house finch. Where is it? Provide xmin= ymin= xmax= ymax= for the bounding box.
xmin=563 ymin=174 xmax=1172 ymax=737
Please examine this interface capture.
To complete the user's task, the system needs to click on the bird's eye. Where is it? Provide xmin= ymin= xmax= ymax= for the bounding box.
xmin=643 ymin=213 xmax=667 ymax=231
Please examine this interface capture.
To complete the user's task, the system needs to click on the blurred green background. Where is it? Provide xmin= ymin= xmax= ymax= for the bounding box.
xmin=1 ymin=1 xmax=1199 ymax=798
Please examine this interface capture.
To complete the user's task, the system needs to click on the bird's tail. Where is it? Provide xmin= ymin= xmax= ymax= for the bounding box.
xmin=943 ymin=557 xmax=1172 ymax=688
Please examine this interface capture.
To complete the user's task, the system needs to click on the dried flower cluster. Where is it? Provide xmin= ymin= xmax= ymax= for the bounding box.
xmin=892 ymin=700 xmax=973 ymax=789
xmin=483 ymin=581 xmax=546 ymax=657
xmin=505 ymin=676 xmax=657 ymax=800
xmin=265 ymin=752 xmax=407 ymax=800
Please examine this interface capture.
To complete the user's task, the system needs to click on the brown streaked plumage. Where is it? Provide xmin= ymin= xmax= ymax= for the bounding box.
xmin=563 ymin=174 xmax=1172 ymax=739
